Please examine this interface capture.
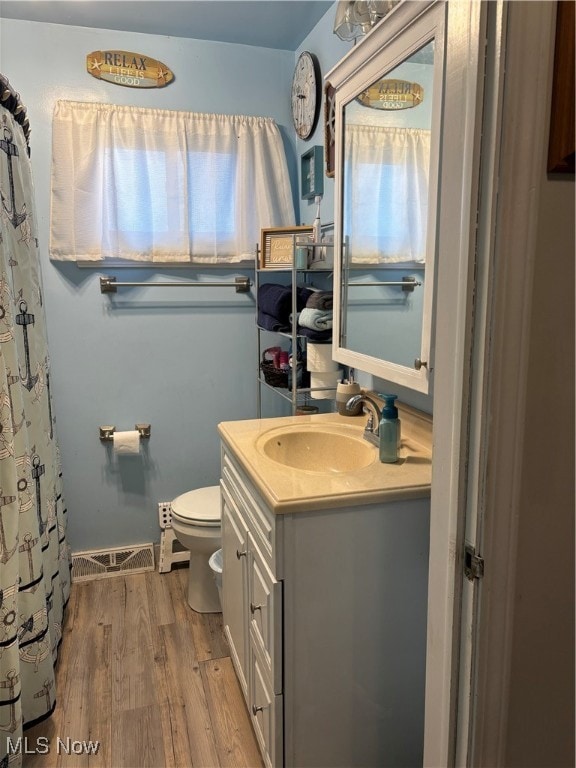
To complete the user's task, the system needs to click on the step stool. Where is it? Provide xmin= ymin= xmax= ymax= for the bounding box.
xmin=158 ymin=501 xmax=190 ymax=573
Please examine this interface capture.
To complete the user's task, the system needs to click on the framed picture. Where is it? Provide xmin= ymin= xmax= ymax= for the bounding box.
xmin=260 ymin=226 xmax=313 ymax=269
xmin=301 ymin=146 xmax=324 ymax=199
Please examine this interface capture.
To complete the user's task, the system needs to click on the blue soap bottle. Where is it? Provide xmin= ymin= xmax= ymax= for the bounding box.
xmin=379 ymin=394 xmax=400 ymax=463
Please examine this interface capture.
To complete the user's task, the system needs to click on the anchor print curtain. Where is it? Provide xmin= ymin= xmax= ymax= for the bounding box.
xmin=0 ymin=96 xmax=71 ymax=766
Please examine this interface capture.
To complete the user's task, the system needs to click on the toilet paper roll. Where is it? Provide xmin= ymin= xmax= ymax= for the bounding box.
xmin=310 ymin=371 xmax=341 ymax=399
xmin=307 ymin=343 xmax=340 ymax=373
xmin=113 ymin=430 xmax=140 ymax=455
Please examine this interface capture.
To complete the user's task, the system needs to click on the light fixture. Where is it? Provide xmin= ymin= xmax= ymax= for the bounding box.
xmin=333 ymin=0 xmax=400 ymax=42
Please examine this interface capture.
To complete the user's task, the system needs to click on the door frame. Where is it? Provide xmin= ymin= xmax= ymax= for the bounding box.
xmin=423 ymin=1 xmax=559 ymax=765
xmin=459 ymin=2 xmax=559 ymax=764
xmin=423 ymin=1 xmax=487 ymax=763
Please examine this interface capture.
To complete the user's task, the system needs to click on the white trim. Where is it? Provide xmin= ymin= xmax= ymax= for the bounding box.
xmin=423 ymin=1 xmax=486 ymax=764
xmin=454 ymin=1 xmax=508 ymax=761
xmin=326 ymin=0 xmax=437 ymax=89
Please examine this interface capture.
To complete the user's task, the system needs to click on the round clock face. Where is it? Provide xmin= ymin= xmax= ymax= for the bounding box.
xmin=291 ymin=51 xmax=320 ymax=140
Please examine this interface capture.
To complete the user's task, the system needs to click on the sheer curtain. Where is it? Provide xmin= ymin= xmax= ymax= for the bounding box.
xmin=0 ymin=85 xmax=71 ymax=767
xmin=50 ymin=101 xmax=295 ymax=263
xmin=344 ymin=124 xmax=430 ymax=263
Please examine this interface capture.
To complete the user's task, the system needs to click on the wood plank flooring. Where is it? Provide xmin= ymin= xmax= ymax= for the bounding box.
xmin=23 ymin=567 xmax=263 ymax=768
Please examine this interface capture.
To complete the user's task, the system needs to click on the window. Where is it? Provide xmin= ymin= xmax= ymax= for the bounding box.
xmin=50 ymin=101 xmax=294 ymax=263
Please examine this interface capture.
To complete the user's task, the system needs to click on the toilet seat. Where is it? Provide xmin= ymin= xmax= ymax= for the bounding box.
xmin=171 ymin=486 xmax=221 ymax=527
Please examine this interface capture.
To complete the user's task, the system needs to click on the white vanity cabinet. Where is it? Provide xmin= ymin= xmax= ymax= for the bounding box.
xmin=221 ymin=445 xmax=284 ymax=767
xmin=220 ymin=439 xmax=430 ymax=768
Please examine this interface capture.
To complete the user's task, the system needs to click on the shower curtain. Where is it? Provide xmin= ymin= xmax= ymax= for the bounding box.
xmin=0 ymin=79 xmax=71 ymax=766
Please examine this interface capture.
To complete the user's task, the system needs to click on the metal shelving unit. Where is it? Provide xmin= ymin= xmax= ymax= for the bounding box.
xmin=255 ymin=236 xmax=334 ymax=417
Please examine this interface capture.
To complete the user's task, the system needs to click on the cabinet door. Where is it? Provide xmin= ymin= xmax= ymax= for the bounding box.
xmin=221 ymin=482 xmax=249 ymax=701
xmin=250 ymin=643 xmax=283 ymax=768
xmin=249 ymin=533 xmax=283 ymax=695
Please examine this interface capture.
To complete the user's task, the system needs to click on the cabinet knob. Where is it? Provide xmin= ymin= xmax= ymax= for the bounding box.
xmin=414 ymin=358 xmax=428 ymax=371
xmin=252 ymin=704 xmax=264 ymax=715
xmin=236 ymin=549 xmax=247 ymax=559
xmin=250 ymin=602 xmax=262 ymax=614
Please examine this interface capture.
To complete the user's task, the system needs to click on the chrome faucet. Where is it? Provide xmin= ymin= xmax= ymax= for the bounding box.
xmin=346 ymin=394 xmax=382 ymax=447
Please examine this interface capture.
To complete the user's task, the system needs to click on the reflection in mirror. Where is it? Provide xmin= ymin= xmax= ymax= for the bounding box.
xmin=340 ymin=40 xmax=435 ymax=368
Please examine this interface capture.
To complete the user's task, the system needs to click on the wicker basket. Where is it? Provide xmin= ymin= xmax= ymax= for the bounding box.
xmin=260 ymin=351 xmax=306 ymax=390
xmin=260 ymin=355 xmax=290 ymax=388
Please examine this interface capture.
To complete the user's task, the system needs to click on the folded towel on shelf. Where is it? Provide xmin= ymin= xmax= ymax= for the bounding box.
xmin=298 ymin=307 xmax=333 ymax=331
xmin=297 ymin=326 xmax=333 ymax=342
xmin=286 ymin=313 xmax=333 ymax=342
xmin=257 ymin=283 xmax=293 ymax=324
xmin=306 ymin=290 xmax=333 ymax=311
xmin=257 ymin=310 xmax=291 ymax=333
xmin=297 ymin=286 xmax=314 ymax=308
xmin=257 ymin=284 xmax=313 ymax=328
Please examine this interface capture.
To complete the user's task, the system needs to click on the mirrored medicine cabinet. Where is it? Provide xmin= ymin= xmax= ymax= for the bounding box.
xmin=328 ymin=1 xmax=445 ymax=394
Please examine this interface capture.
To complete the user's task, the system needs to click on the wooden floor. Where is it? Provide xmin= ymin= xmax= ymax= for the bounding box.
xmin=24 ymin=567 xmax=263 ymax=768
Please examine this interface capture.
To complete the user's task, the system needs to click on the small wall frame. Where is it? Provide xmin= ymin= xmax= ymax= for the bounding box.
xmin=300 ymin=146 xmax=324 ymax=199
xmin=259 ymin=226 xmax=314 ymax=269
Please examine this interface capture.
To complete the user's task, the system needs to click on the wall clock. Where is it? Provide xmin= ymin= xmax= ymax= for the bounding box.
xmin=291 ymin=51 xmax=321 ymax=140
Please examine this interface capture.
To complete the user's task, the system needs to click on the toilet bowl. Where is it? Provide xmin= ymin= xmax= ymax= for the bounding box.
xmin=170 ymin=485 xmax=222 ymax=613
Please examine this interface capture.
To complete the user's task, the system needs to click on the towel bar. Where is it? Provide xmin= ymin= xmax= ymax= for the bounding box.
xmin=348 ymin=276 xmax=422 ymax=292
xmin=100 ymin=275 xmax=251 ymax=294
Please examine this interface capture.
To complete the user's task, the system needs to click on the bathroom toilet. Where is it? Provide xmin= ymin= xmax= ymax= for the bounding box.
xmin=170 ymin=485 xmax=222 ymax=613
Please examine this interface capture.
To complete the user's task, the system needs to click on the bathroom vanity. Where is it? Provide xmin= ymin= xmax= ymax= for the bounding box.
xmin=218 ymin=410 xmax=431 ymax=767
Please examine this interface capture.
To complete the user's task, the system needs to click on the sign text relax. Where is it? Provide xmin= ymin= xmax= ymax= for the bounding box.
xmin=86 ymin=50 xmax=174 ymax=88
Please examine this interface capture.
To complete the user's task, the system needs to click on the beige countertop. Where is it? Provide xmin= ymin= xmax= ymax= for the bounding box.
xmin=218 ymin=411 xmax=432 ymax=514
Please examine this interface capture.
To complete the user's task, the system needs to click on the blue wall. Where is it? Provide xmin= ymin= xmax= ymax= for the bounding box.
xmin=296 ymin=7 xmax=351 ymax=228
xmin=0 ymin=17 xmax=301 ymax=552
xmin=0 ymin=5 xmax=428 ymax=553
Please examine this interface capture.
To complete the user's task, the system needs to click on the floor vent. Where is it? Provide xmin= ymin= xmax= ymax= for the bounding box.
xmin=71 ymin=543 xmax=155 ymax=582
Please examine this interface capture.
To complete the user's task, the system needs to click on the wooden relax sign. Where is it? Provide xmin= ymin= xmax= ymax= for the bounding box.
xmin=86 ymin=50 xmax=174 ymax=88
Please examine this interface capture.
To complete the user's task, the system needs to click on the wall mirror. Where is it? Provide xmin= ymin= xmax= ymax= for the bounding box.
xmin=329 ymin=1 xmax=445 ymax=393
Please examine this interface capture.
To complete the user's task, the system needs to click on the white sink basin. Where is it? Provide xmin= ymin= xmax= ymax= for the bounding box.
xmin=256 ymin=424 xmax=377 ymax=473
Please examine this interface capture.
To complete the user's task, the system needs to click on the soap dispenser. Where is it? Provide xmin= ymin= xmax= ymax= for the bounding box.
xmin=379 ymin=394 xmax=401 ymax=463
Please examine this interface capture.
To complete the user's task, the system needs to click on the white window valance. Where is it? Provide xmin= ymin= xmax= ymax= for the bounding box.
xmin=344 ymin=125 xmax=431 ymax=264
xmin=50 ymin=101 xmax=295 ymax=263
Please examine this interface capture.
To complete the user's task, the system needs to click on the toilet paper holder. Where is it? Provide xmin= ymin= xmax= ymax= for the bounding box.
xmin=99 ymin=423 xmax=151 ymax=441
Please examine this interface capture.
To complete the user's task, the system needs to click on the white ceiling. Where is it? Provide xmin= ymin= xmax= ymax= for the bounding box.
xmin=0 ymin=1 xmax=335 ymax=51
